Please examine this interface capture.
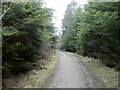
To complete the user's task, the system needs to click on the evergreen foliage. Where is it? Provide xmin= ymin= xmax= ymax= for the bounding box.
xmin=2 ymin=1 xmax=56 ymax=77
xmin=61 ymin=2 xmax=120 ymax=70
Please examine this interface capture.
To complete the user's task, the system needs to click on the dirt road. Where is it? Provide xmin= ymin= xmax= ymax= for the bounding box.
xmin=47 ymin=51 xmax=104 ymax=88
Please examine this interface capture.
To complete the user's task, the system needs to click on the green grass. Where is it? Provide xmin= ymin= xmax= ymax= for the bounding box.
xmin=73 ymin=53 xmax=119 ymax=89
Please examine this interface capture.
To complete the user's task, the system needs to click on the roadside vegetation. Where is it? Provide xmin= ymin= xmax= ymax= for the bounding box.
xmin=61 ymin=1 xmax=120 ymax=73
xmin=61 ymin=1 xmax=120 ymax=89
xmin=3 ymin=51 xmax=57 ymax=88
xmin=2 ymin=1 xmax=57 ymax=87
xmin=72 ymin=53 xmax=119 ymax=89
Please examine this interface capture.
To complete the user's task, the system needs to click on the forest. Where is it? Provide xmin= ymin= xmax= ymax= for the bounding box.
xmin=2 ymin=1 xmax=57 ymax=78
xmin=61 ymin=1 xmax=120 ymax=70
xmin=1 ymin=0 xmax=120 ymax=88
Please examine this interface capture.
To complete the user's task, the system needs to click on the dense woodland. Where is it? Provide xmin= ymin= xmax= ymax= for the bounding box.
xmin=61 ymin=2 xmax=120 ymax=70
xmin=1 ymin=1 xmax=120 ymax=81
xmin=2 ymin=1 xmax=57 ymax=78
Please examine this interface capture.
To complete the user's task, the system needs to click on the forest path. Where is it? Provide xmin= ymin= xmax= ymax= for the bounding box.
xmin=47 ymin=51 xmax=104 ymax=88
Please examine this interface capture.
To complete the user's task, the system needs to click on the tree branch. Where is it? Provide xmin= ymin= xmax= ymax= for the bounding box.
xmin=0 ymin=2 xmax=12 ymax=20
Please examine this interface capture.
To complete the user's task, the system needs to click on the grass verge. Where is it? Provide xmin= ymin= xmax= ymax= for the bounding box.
xmin=73 ymin=53 xmax=119 ymax=89
xmin=4 ymin=50 xmax=58 ymax=88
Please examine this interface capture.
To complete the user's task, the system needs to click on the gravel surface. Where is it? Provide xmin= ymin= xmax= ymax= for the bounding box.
xmin=47 ymin=51 xmax=104 ymax=88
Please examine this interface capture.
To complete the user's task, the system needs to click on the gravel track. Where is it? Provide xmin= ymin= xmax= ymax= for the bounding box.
xmin=47 ymin=51 xmax=104 ymax=88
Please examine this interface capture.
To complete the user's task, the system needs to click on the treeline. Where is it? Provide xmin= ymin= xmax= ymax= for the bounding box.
xmin=61 ymin=1 xmax=120 ymax=70
xmin=2 ymin=1 xmax=56 ymax=78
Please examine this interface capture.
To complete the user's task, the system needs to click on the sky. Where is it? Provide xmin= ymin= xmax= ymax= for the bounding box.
xmin=44 ymin=0 xmax=88 ymax=35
